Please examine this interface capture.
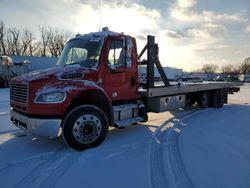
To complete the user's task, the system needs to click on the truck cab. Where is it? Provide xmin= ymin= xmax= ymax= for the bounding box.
xmin=10 ymin=28 xmax=145 ymax=150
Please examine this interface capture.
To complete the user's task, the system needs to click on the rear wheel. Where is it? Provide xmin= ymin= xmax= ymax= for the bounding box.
xmin=197 ymin=92 xmax=211 ymax=108
xmin=63 ymin=105 xmax=108 ymax=151
xmin=212 ymin=89 xmax=224 ymax=108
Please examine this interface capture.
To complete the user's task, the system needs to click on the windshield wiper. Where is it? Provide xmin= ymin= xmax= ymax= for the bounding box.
xmin=64 ymin=62 xmax=83 ymax=67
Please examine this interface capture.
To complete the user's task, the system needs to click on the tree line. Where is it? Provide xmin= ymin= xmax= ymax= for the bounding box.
xmin=199 ymin=57 xmax=250 ymax=75
xmin=0 ymin=21 xmax=72 ymax=57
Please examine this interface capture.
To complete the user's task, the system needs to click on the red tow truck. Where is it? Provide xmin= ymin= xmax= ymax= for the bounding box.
xmin=10 ymin=28 xmax=242 ymax=150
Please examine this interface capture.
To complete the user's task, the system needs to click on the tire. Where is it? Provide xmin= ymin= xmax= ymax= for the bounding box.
xmin=63 ymin=105 xmax=108 ymax=151
xmin=197 ymin=92 xmax=211 ymax=108
xmin=212 ymin=89 xmax=224 ymax=108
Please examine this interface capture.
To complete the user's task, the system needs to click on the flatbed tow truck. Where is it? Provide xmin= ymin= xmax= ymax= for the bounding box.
xmin=10 ymin=28 xmax=242 ymax=150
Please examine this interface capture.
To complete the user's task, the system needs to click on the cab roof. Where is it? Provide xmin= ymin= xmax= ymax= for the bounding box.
xmin=69 ymin=27 xmax=129 ymax=42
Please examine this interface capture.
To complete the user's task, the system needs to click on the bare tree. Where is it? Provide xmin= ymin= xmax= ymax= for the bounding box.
xmin=202 ymin=64 xmax=219 ymax=74
xmin=192 ymin=68 xmax=202 ymax=73
xmin=48 ymin=29 xmax=71 ymax=57
xmin=0 ymin=21 xmax=6 ymax=55
xmin=0 ymin=21 xmax=72 ymax=57
xmin=240 ymin=57 xmax=250 ymax=74
xmin=221 ymin=64 xmax=240 ymax=75
xmin=39 ymin=25 xmax=52 ymax=56
xmin=21 ymin=29 xmax=35 ymax=56
xmin=6 ymin=28 xmax=22 ymax=55
xmin=29 ymin=40 xmax=41 ymax=56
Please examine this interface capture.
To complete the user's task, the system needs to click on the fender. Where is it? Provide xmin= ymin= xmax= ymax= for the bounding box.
xmin=50 ymin=80 xmax=113 ymax=124
xmin=29 ymin=80 xmax=113 ymax=125
xmin=64 ymin=80 xmax=113 ymax=125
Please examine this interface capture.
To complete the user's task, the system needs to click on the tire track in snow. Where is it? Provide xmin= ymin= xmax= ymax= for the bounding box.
xmin=149 ymin=109 xmax=205 ymax=188
xmin=161 ymin=122 xmax=193 ymax=188
xmin=0 ymin=129 xmax=23 ymax=135
xmin=149 ymin=131 xmax=166 ymax=188
xmin=0 ymin=150 xmax=55 ymax=175
xmin=2 ymin=139 xmax=149 ymax=188
xmin=36 ymin=136 xmax=155 ymax=187
xmin=12 ymin=146 xmax=70 ymax=188
xmin=36 ymin=151 xmax=80 ymax=188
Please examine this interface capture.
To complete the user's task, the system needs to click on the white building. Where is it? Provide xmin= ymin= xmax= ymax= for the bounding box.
xmin=138 ymin=65 xmax=183 ymax=80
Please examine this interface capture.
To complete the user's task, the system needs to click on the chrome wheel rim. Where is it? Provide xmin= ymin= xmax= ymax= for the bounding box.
xmin=73 ymin=114 xmax=102 ymax=144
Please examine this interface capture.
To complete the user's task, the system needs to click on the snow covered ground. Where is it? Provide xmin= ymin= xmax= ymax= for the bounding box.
xmin=0 ymin=84 xmax=250 ymax=188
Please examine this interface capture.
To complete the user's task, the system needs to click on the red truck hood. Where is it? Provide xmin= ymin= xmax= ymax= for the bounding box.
xmin=11 ymin=66 xmax=91 ymax=83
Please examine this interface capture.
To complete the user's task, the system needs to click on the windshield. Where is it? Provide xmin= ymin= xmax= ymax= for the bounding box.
xmin=57 ymin=38 xmax=102 ymax=68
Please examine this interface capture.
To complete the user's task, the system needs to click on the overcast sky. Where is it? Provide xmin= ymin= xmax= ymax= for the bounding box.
xmin=1 ymin=0 xmax=250 ymax=71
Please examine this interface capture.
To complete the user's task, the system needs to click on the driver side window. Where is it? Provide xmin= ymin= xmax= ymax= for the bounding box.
xmin=108 ymin=40 xmax=124 ymax=68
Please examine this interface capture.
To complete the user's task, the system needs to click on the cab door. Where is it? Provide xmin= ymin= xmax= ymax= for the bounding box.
xmin=103 ymin=37 xmax=138 ymax=101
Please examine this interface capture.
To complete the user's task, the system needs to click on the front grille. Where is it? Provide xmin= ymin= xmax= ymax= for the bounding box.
xmin=10 ymin=83 xmax=28 ymax=103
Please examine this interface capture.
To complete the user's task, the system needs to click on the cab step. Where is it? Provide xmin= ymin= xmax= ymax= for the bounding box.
xmin=114 ymin=117 xmax=144 ymax=128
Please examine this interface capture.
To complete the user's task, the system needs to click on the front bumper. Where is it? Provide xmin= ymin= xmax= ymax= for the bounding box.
xmin=10 ymin=108 xmax=62 ymax=137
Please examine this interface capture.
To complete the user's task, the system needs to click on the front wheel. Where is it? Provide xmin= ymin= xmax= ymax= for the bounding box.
xmin=63 ymin=105 xmax=108 ymax=151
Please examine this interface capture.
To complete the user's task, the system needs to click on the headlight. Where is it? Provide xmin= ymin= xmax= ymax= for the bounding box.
xmin=35 ymin=92 xmax=66 ymax=103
